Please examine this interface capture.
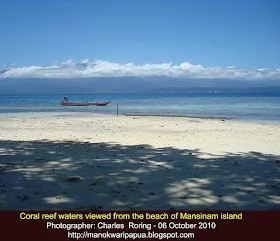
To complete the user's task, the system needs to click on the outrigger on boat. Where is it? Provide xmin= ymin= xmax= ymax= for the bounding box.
xmin=59 ymin=97 xmax=111 ymax=106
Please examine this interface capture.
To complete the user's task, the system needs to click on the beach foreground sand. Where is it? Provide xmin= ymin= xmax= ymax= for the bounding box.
xmin=0 ymin=114 xmax=279 ymax=210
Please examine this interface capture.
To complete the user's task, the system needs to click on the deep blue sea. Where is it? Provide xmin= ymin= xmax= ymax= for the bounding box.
xmin=0 ymin=93 xmax=280 ymax=123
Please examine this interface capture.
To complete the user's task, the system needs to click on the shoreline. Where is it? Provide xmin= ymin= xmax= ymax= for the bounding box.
xmin=0 ymin=111 xmax=279 ymax=125
xmin=124 ymin=113 xmax=232 ymax=120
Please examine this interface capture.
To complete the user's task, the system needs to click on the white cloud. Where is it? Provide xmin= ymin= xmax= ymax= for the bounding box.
xmin=0 ymin=59 xmax=279 ymax=79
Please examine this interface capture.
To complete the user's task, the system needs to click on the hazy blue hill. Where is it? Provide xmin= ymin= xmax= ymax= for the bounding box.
xmin=0 ymin=77 xmax=153 ymax=94
xmin=141 ymin=86 xmax=280 ymax=94
xmin=0 ymin=77 xmax=280 ymax=94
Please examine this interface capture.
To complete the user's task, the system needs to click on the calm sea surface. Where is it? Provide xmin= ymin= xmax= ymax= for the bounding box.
xmin=0 ymin=93 xmax=280 ymax=123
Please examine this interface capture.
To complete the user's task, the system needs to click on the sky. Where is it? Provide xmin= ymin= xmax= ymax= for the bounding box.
xmin=0 ymin=0 xmax=279 ymax=79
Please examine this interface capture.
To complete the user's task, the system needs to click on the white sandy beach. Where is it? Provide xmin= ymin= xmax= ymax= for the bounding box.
xmin=0 ymin=114 xmax=279 ymax=210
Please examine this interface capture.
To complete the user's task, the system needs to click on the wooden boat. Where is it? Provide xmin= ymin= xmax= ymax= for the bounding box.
xmin=59 ymin=101 xmax=111 ymax=106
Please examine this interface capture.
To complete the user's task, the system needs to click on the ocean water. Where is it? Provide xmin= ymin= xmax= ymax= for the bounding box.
xmin=0 ymin=93 xmax=280 ymax=123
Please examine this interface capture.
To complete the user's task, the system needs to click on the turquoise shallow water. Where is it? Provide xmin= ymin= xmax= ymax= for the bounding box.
xmin=0 ymin=93 xmax=280 ymax=123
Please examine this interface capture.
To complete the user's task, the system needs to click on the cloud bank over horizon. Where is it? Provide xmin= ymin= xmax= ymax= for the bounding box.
xmin=1 ymin=59 xmax=280 ymax=80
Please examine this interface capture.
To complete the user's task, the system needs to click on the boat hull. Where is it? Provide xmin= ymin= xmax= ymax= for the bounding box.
xmin=59 ymin=101 xmax=111 ymax=106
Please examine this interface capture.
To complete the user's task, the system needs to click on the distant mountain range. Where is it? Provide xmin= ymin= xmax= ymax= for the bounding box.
xmin=0 ymin=76 xmax=280 ymax=94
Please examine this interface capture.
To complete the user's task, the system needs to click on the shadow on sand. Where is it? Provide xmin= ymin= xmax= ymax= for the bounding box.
xmin=0 ymin=140 xmax=279 ymax=210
